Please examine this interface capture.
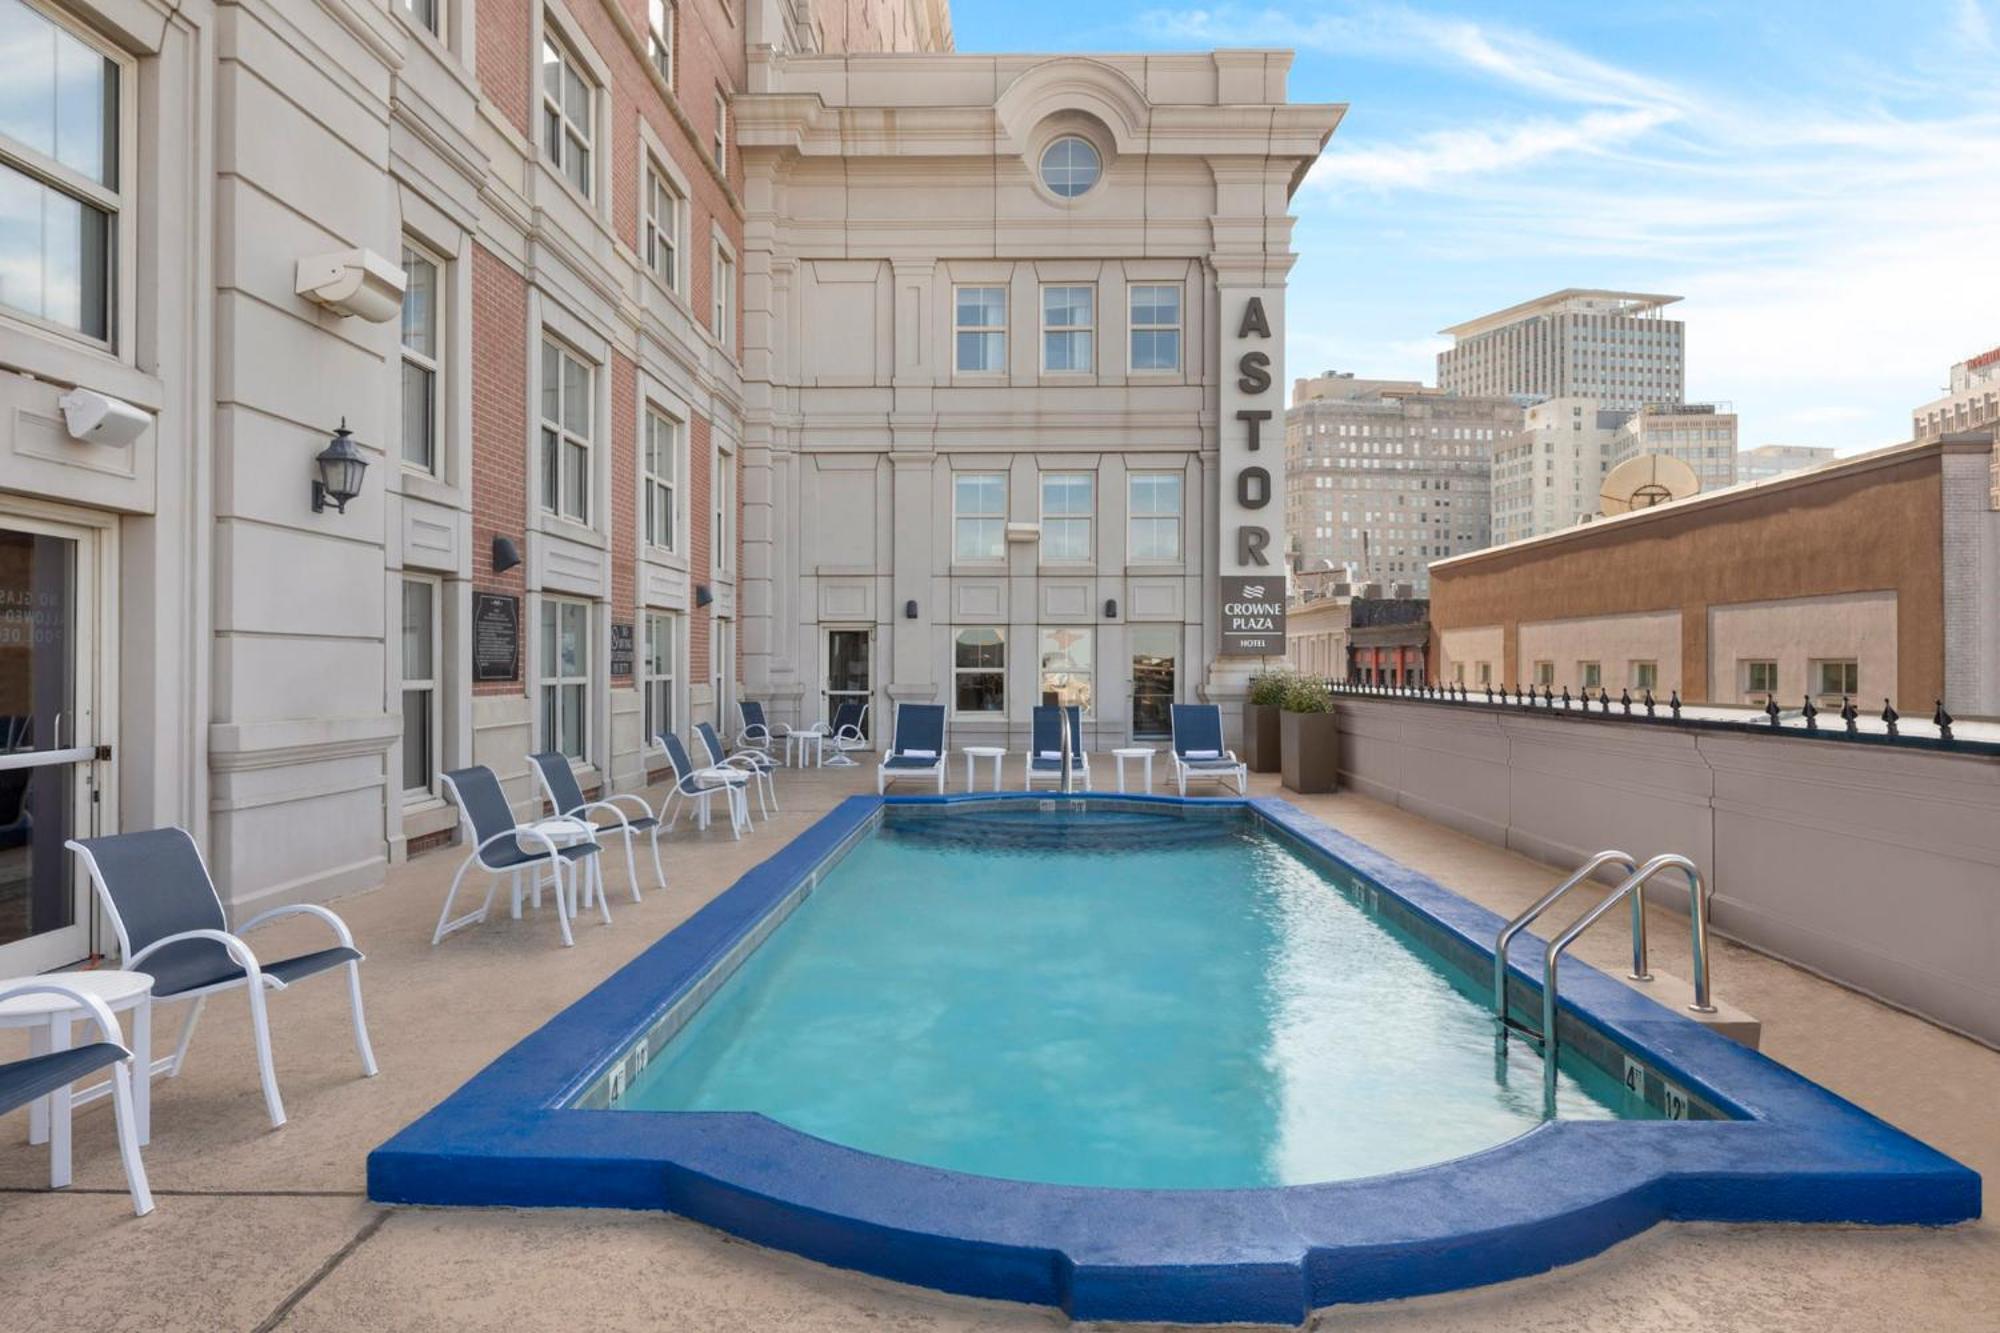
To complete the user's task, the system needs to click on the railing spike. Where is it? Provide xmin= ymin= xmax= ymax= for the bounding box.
xmin=1934 ymin=700 xmax=1954 ymax=743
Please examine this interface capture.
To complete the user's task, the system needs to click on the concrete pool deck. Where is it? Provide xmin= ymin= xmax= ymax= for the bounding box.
xmin=2 ymin=764 xmax=1994 ymax=1331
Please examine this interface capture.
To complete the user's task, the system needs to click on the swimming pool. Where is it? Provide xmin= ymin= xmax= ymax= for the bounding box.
xmin=619 ymin=806 xmax=1651 ymax=1188
xmin=371 ymin=794 xmax=1979 ymax=1325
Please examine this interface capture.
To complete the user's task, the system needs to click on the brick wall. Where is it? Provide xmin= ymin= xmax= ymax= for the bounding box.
xmin=471 ymin=243 xmax=529 ymax=699
xmin=480 ymin=0 xmax=532 ymax=136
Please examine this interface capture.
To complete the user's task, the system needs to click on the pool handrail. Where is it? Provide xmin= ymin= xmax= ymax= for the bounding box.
xmin=1493 ymin=849 xmax=1641 ymax=1023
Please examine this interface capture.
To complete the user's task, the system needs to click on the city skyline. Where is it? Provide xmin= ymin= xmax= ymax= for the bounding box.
xmin=950 ymin=0 xmax=2000 ymax=453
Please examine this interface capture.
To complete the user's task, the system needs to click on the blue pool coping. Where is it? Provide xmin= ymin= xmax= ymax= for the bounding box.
xmin=368 ymin=793 xmax=1980 ymax=1326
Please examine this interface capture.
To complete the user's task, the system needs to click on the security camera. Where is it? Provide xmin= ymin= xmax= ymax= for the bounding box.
xmin=294 ymin=247 xmax=407 ymax=323
xmin=58 ymin=389 xmax=152 ymax=448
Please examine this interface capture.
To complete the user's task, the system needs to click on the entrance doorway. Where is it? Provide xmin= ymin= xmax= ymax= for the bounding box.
xmin=1130 ymin=625 xmax=1178 ymax=740
xmin=0 ymin=512 xmax=114 ymax=975
xmin=823 ymin=628 xmax=871 ymax=741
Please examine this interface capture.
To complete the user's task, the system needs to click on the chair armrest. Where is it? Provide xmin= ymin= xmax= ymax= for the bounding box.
xmin=128 ymin=927 xmax=262 ymax=980
xmin=472 ymin=826 xmax=564 ymax=864
xmin=237 ymin=902 xmax=358 ymax=951
xmin=693 ymin=766 xmax=749 ymax=787
xmin=0 ymin=983 xmax=130 ymax=1050
xmin=563 ymin=800 xmax=635 ymax=831
xmin=597 ymin=792 xmax=659 ymax=822
xmin=710 ymin=754 xmax=763 ymax=773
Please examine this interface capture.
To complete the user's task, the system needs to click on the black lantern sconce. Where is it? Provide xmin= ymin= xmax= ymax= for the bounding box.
xmin=1103 ymin=598 xmax=1118 ymax=619
xmin=695 ymin=584 xmax=714 ymax=608
xmin=904 ymin=600 xmax=919 ymax=620
xmin=491 ymin=536 xmax=521 ymax=575
xmin=311 ymin=419 xmax=369 ymax=514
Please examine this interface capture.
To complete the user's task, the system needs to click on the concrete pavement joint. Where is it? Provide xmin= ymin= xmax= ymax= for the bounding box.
xmin=249 ymin=1207 xmax=391 ymax=1333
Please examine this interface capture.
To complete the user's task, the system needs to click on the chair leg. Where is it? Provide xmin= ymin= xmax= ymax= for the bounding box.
xmin=345 ymin=960 xmax=379 ymax=1077
xmin=767 ymin=772 xmax=781 ymax=813
xmin=621 ymin=831 xmax=642 ymax=903
xmin=168 ymin=996 xmax=207 ymax=1077
xmin=554 ymin=861 xmax=576 ymax=948
xmin=108 ymin=1060 xmax=154 ymax=1217
xmin=593 ymin=856 xmax=613 ymax=926
xmin=433 ymin=856 xmax=491 ymax=945
xmin=649 ymin=827 xmax=668 ymax=892
xmin=245 ymin=982 xmax=288 ymax=1129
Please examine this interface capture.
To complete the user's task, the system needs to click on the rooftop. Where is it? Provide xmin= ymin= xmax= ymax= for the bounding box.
xmin=1440 ymin=288 xmax=1684 ymax=340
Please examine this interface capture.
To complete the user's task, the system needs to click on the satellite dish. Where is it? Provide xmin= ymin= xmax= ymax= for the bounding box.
xmin=1600 ymin=453 xmax=1700 ymax=516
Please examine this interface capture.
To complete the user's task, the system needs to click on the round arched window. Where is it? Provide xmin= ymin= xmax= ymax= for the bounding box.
xmin=1038 ymin=135 xmax=1102 ymax=198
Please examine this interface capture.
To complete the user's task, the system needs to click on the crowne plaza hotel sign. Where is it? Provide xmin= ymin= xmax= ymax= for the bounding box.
xmin=1218 ymin=292 xmax=1286 ymax=655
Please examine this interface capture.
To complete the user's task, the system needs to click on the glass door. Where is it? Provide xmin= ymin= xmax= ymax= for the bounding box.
xmin=823 ymin=628 xmax=871 ymax=742
xmin=0 ymin=518 xmax=105 ymax=975
xmin=1130 ymin=625 xmax=1177 ymax=740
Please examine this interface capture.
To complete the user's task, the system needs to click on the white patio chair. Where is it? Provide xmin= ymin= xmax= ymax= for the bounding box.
xmin=435 ymin=766 xmax=608 ymax=949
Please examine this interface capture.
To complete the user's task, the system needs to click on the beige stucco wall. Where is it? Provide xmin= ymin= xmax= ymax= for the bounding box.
xmin=1516 ymin=609 xmax=1683 ymax=695
xmin=1706 ymin=590 xmax=1898 ymax=708
xmin=1439 ymin=625 xmax=1503 ymax=686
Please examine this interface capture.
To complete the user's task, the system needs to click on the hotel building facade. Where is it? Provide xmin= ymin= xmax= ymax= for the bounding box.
xmin=1436 ymin=289 xmax=1684 ymax=412
xmin=0 ymin=0 xmax=1333 ymax=971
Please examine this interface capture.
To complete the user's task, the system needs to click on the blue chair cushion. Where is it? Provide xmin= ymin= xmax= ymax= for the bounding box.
xmin=146 ymin=942 xmax=364 ymax=999
xmin=481 ymin=838 xmax=600 ymax=872
xmin=0 ymin=1043 xmax=127 ymax=1116
xmin=884 ymin=755 xmax=939 ymax=769
xmin=596 ymin=815 xmax=660 ymax=833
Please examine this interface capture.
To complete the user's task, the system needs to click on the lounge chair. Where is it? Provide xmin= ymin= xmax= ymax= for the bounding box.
xmin=877 ymin=703 xmax=947 ymax=793
xmin=1170 ymin=703 xmax=1248 ymax=796
xmin=66 ymin=828 xmax=378 ymax=1129
xmin=0 ymin=981 xmax=152 ymax=1215
xmin=1024 ymin=704 xmax=1091 ymax=790
xmin=814 ymin=700 xmax=868 ymax=767
xmin=435 ymin=766 xmax=607 ymax=949
xmin=653 ymin=731 xmax=750 ymax=838
xmin=696 ymin=722 xmax=778 ymax=821
xmin=528 ymin=751 xmax=666 ymax=902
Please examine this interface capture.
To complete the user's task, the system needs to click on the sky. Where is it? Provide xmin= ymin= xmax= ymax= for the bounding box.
xmin=950 ymin=1 xmax=2000 ymax=453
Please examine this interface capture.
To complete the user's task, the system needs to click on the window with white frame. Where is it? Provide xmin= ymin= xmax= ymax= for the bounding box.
xmin=953 ymin=473 xmax=1005 ymax=562
xmin=643 ymin=158 xmax=680 ymax=290
xmin=1038 ymin=627 xmax=1093 ymax=716
xmin=953 ymin=286 xmax=1005 ymax=372
xmin=1629 ymin=660 xmax=1658 ymax=691
xmin=953 ymin=628 xmax=1005 ymax=714
xmin=1742 ymin=659 xmax=1778 ymax=702
xmin=1579 ymin=660 xmax=1601 ymax=690
xmin=712 ymin=442 xmax=731 ymax=575
xmin=1128 ymin=284 xmax=1181 ymax=372
xmin=712 ymin=90 xmax=727 ymax=169
xmin=1127 ymin=471 xmax=1181 ymax=562
xmin=400 ymin=242 xmax=442 ymax=471
xmin=401 ymin=578 xmax=438 ymax=797
xmin=0 ymin=0 xmax=122 ymax=343
xmin=540 ymin=24 xmax=594 ymax=198
xmin=1813 ymin=659 xmax=1858 ymax=698
xmin=643 ymin=406 xmax=680 ymax=550
xmin=645 ymin=0 xmax=673 ymax=84
xmin=643 ymin=611 xmax=677 ymax=740
xmin=540 ymin=339 xmax=592 ymax=523
xmin=539 ymin=598 xmax=590 ymax=759
xmin=1041 ymin=285 xmax=1094 ymax=372
xmin=711 ymin=241 xmax=734 ymax=347
xmin=399 ymin=0 xmax=440 ymax=34
xmin=1040 ymin=473 xmax=1093 ymax=562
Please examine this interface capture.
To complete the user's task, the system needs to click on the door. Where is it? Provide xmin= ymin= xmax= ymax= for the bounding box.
xmin=0 ymin=516 xmax=110 ymax=975
xmin=823 ymin=628 xmax=871 ymax=741
xmin=1130 ymin=625 xmax=1177 ymax=740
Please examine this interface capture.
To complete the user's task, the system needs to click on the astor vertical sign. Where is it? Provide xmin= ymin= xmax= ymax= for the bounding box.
xmin=1218 ymin=291 xmax=1286 ymax=654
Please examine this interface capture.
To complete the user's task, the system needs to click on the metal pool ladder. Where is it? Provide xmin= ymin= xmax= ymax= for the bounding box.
xmin=1493 ymin=851 xmax=1718 ymax=1109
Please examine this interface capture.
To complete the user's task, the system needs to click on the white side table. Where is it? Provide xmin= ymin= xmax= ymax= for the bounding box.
xmin=1112 ymin=747 xmax=1157 ymax=793
xmin=0 ymin=970 xmax=153 ymax=1187
xmin=784 ymin=729 xmax=824 ymax=769
xmin=519 ymin=818 xmax=608 ymax=922
xmin=961 ymin=746 xmax=1006 ymax=791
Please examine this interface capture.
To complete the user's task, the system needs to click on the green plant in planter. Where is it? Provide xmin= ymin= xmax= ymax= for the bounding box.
xmin=1281 ymin=676 xmax=1334 ymax=714
xmin=1248 ymin=670 xmax=1294 ymax=707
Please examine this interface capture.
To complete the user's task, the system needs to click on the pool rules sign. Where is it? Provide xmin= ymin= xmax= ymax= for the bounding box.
xmin=1219 ymin=291 xmax=1286 ymax=655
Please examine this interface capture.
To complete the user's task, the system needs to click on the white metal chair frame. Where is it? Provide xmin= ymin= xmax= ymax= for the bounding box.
xmin=696 ymin=723 xmax=779 ymax=821
xmin=66 ymin=836 xmax=379 ymax=1131
xmin=736 ymin=703 xmax=788 ymax=764
xmin=0 ymin=981 xmax=153 ymax=1215
xmin=652 ymin=733 xmax=752 ymax=838
xmin=528 ymin=754 xmax=666 ymax=904
xmin=811 ymin=703 xmax=868 ymax=768
xmin=434 ymin=771 xmax=608 ymax=950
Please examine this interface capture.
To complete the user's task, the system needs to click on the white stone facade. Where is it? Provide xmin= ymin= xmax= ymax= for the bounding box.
xmin=1437 ymin=289 xmax=1685 ymax=411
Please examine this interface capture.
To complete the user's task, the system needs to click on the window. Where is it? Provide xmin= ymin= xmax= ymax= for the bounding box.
xmin=712 ymin=90 xmax=727 ymax=169
xmin=0 ymin=0 xmax=120 ymax=342
xmin=642 ymin=407 xmax=679 ymax=549
xmin=953 ymin=628 xmax=1005 ymax=714
xmin=1630 ymin=660 xmax=1658 ymax=691
xmin=1477 ymin=662 xmax=1492 ymax=687
xmin=540 ymin=26 xmax=593 ymax=197
xmin=1129 ymin=284 xmax=1181 ymax=372
xmin=711 ymin=241 xmax=734 ymax=348
xmin=401 ymin=579 xmax=437 ymax=797
xmin=1579 ymin=661 xmax=1601 ymax=690
xmin=954 ymin=286 xmax=1006 ymax=372
xmin=1533 ymin=661 xmax=1554 ymax=687
xmin=1042 ymin=285 xmax=1093 ymax=372
xmin=643 ymin=611 xmax=677 ymax=740
xmin=1743 ymin=659 xmax=1778 ymax=701
xmin=712 ymin=443 xmax=732 ymax=574
xmin=1040 ymin=473 xmax=1093 ymax=562
xmin=1128 ymin=472 xmax=1181 ymax=561
xmin=400 ymin=0 xmax=440 ymax=33
xmin=539 ymin=598 xmax=590 ymax=760
xmin=1038 ymin=135 xmax=1100 ymax=197
xmin=399 ymin=244 xmax=441 ymax=471
xmin=645 ymin=0 xmax=673 ymax=84
xmin=539 ymin=340 xmax=592 ymax=522
xmin=954 ymin=473 xmax=1005 ymax=562
xmin=1814 ymin=659 xmax=1859 ymax=698
xmin=642 ymin=159 xmax=680 ymax=290
xmin=1039 ymin=627 xmax=1093 ymax=716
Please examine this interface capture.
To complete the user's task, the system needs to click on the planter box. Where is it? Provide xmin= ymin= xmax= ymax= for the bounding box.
xmin=1280 ymin=710 xmax=1339 ymax=793
xmin=1243 ymin=702 xmax=1282 ymax=773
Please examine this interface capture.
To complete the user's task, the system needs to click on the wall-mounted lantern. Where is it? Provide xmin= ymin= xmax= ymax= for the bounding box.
xmin=695 ymin=584 xmax=714 ymax=608
xmin=311 ymin=420 xmax=368 ymax=514
xmin=1103 ymin=598 xmax=1118 ymax=619
xmin=905 ymin=600 xmax=919 ymax=619
xmin=492 ymin=536 xmax=521 ymax=575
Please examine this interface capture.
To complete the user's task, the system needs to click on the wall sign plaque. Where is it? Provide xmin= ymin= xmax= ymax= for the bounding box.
xmin=472 ymin=593 xmax=520 ymax=683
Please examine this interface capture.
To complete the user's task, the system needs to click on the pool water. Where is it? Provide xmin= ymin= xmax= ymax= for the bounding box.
xmin=619 ymin=808 xmax=1648 ymax=1189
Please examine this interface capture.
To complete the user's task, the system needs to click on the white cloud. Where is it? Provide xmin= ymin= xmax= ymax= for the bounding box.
xmin=1305 ymin=107 xmax=1674 ymax=190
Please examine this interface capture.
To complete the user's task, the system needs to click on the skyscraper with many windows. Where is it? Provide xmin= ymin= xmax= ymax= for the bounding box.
xmin=1437 ymin=289 xmax=1684 ymax=411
